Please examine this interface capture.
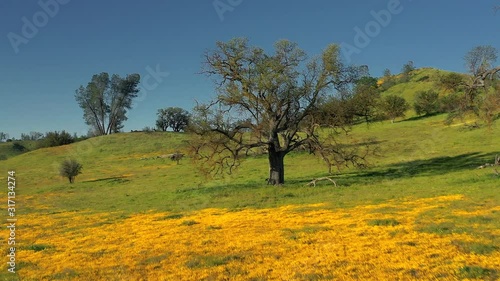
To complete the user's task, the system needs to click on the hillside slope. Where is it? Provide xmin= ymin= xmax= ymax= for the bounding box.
xmin=0 ymin=140 xmax=38 ymax=160
xmin=0 ymin=67 xmax=462 ymax=162
xmin=0 ymin=114 xmax=497 ymax=215
xmin=0 ymin=113 xmax=498 ymax=280
xmin=381 ymin=67 xmax=461 ymax=105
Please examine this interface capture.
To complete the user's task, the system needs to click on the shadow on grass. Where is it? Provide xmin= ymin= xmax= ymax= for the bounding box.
xmin=346 ymin=152 xmax=498 ymax=184
xmin=403 ymin=112 xmax=443 ymax=122
xmin=84 ymin=176 xmax=130 ymax=183
xmin=177 ymin=152 xmax=497 ymax=194
xmin=268 ymin=152 xmax=497 ymax=187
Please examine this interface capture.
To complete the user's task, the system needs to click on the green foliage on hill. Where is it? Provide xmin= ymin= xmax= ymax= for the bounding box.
xmin=380 ymin=68 xmax=457 ymax=105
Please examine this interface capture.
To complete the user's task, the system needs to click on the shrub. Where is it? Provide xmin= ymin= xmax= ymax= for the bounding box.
xmin=437 ymin=73 xmax=464 ymax=93
xmin=379 ymin=77 xmax=397 ymax=92
xmin=59 ymin=159 xmax=83 ymax=184
xmin=39 ymin=130 xmax=75 ymax=148
xmin=379 ymin=95 xmax=410 ymax=123
xmin=414 ymin=90 xmax=440 ymax=116
xmin=12 ymin=142 xmax=27 ymax=152
xmin=439 ymin=93 xmax=463 ymax=113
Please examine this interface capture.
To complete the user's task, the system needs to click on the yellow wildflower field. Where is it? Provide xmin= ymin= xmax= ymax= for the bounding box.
xmin=4 ymin=195 xmax=499 ymax=280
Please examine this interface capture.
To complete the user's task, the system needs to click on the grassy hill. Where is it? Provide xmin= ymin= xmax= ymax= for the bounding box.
xmin=0 ymin=140 xmax=38 ymax=161
xmin=1 ymin=117 xmax=498 ymax=215
xmin=0 ymin=87 xmax=499 ymax=279
xmin=379 ymin=68 xmax=468 ymax=122
xmin=0 ymin=67 xmax=458 ymax=162
xmin=381 ymin=68 xmax=448 ymax=102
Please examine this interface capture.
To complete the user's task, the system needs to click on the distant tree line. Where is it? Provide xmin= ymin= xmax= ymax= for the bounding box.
xmin=0 ymin=130 xmax=86 ymax=161
xmin=156 ymin=107 xmax=190 ymax=132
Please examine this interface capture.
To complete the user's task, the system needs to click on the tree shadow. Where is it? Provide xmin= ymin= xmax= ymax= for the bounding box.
xmin=84 ymin=176 xmax=130 ymax=184
xmin=181 ymin=152 xmax=497 ymax=191
xmin=347 ymin=152 xmax=498 ymax=183
xmin=403 ymin=112 xmax=443 ymax=122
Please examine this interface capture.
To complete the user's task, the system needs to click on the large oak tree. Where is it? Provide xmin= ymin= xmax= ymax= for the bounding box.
xmin=190 ymin=38 xmax=371 ymax=185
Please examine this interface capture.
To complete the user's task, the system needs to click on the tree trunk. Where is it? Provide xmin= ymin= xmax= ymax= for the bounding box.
xmin=267 ymin=150 xmax=285 ymax=185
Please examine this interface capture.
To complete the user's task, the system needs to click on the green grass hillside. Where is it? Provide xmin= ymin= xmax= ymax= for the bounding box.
xmin=0 ymin=113 xmax=498 ymax=280
xmin=382 ymin=67 xmax=458 ymax=105
xmin=0 ymin=140 xmax=38 ymax=161
xmin=0 ymin=67 xmax=458 ymax=163
xmin=0 ymin=114 xmax=497 ymax=215
xmin=0 ymin=68 xmax=498 ymax=281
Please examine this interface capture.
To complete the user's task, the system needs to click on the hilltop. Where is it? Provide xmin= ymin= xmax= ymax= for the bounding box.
xmin=381 ymin=67 xmax=457 ymax=103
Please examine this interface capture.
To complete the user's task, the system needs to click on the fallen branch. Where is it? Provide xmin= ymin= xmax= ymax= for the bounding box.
xmin=306 ymin=177 xmax=338 ymax=187
xmin=477 ymin=163 xmax=494 ymax=169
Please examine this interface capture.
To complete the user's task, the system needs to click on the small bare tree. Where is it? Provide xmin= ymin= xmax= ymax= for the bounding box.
xmin=169 ymin=153 xmax=184 ymax=165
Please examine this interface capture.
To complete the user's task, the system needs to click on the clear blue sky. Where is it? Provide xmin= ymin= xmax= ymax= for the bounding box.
xmin=1 ymin=0 xmax=499 ymax=139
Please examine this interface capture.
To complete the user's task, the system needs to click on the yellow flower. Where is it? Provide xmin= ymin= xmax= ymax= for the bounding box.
xmin=3 ymin=195 xmax=498 ymax=280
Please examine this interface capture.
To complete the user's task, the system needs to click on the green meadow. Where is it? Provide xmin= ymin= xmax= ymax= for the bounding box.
xmin=1 ymin=112 xmax=498 ymax=216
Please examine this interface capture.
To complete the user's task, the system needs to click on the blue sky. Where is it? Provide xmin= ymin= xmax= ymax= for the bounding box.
xmin=1 ymin=0 xmax=499 ymax=139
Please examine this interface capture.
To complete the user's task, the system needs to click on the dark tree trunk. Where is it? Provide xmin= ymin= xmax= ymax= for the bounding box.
xmin=267 ymin=150 xmax=285 ymax=185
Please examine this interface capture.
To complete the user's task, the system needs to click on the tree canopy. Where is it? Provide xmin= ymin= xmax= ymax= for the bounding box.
xmin=156 ymin=107 xmax=190 ymax=132
xmin=448 ymin=45 xmax=500 ymax=126
xmin=399 ymin=61 xmax=415 ymax=83
xmin=190 ymin=38 xmax=373 ymax=185
xmin=414 ymin=90 xmax=440 ymax=116
xmin=75 ymin=72 xmax=141 ymax=135
xmin=464 ymin=45 xmax=497 ymax=76
xmin=0 ymin=132 xmax=8 ymax=142
xmin=59 ymin=159 xmax=83 ymax=184
xmin=380 ymin=95 xmax=409 ymax=123
xmin=437 ymin=73 xmax=464 ymax=93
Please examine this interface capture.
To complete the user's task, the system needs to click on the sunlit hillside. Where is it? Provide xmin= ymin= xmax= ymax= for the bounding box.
xmin=0 ymin=108 xmax=498 ymax=280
